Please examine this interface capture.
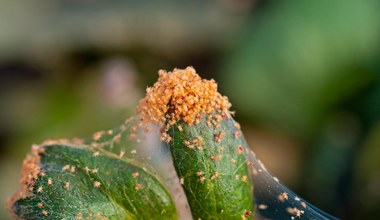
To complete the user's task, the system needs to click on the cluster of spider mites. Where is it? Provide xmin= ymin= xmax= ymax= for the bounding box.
xmin=137 ymin=67 xmax=232 ymax=141
xmin=9 ymin=67 xmax=307 ymax=219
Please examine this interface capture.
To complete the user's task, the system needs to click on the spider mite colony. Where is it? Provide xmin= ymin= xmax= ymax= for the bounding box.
xmin=7 ymin=67 xmax=337 ymax=219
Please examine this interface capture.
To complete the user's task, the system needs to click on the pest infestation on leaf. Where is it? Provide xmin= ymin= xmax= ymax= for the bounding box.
xmin=6 ymin=67 xmax=338 ymax=220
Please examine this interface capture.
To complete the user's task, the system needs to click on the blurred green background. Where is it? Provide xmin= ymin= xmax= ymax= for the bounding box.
xmin=1 ymin=1 xmax=380 ymax=219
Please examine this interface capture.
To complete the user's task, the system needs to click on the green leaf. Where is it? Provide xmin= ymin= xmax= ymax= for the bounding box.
xmin=9 ymin=121 xmax=177 ymax=220
xmin=168 ymin=115 xmax=254 ymax=219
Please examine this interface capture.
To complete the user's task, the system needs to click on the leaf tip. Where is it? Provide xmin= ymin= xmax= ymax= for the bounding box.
xmin=136 ymin=66 xmax=232 ymax=138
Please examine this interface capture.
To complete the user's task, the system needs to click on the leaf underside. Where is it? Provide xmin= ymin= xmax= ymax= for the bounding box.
xmin=168 ymin=115 xmax=254 ymax=219
xmin=10 ymin=119 xmax=177 ymax=220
